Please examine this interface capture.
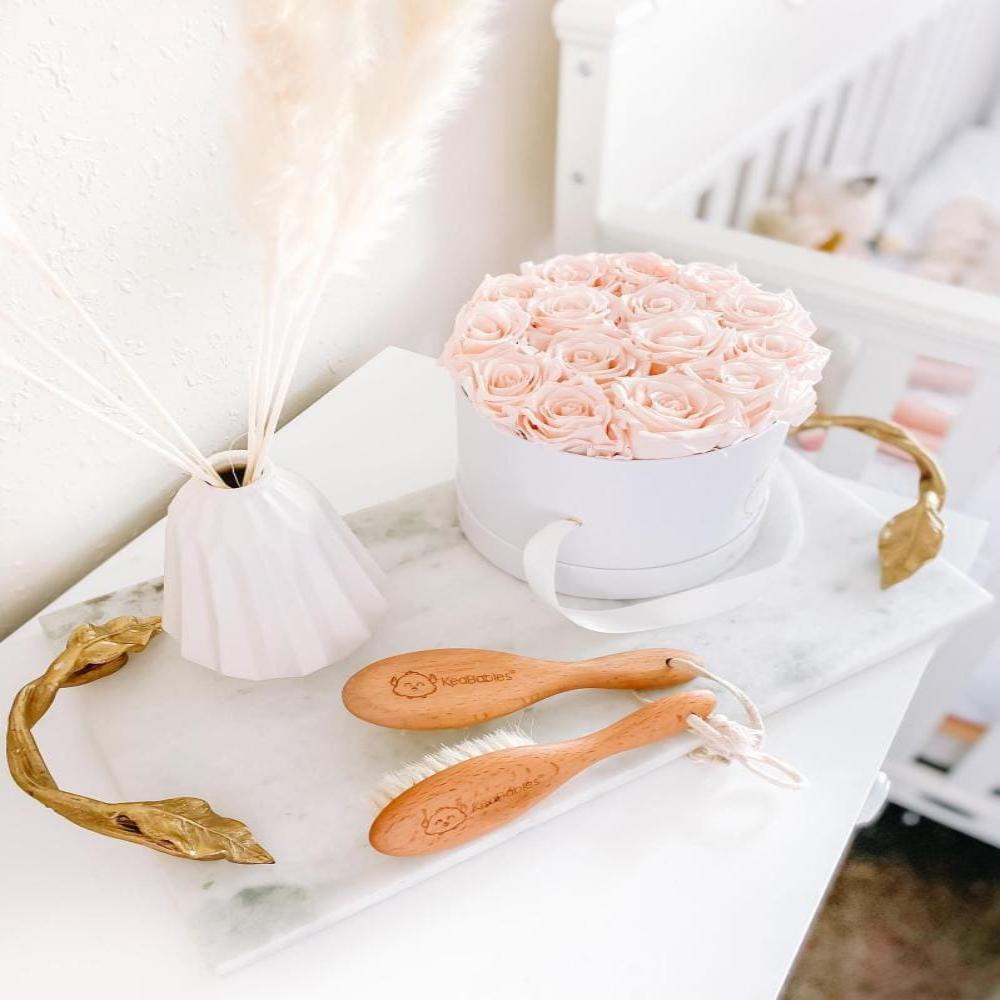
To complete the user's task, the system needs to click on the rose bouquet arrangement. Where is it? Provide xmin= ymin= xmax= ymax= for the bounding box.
xmin=441 ymin=252 xmax=829 ymax=459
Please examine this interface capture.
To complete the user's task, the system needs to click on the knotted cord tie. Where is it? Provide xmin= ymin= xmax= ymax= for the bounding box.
xmin=636 ymin=660 xmax=807 ymax=790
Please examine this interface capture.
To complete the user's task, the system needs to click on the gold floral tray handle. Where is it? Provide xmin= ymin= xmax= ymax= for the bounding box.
xmin=6 ymin=616 xmax=274 ymax=865
xmin=794 ymin=413 xmax=947 ymax=589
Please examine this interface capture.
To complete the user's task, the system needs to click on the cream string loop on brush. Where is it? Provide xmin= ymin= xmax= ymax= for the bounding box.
xmin=636 ymin=661 xmax=807 ymax=790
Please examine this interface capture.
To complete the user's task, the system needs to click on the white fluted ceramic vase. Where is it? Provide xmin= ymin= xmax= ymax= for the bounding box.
xmin=162 ymin=451 xmax=387 ymax=680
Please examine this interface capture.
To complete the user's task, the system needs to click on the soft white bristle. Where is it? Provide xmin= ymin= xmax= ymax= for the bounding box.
xmin=373 ymin=727 xmax=535 ymax=810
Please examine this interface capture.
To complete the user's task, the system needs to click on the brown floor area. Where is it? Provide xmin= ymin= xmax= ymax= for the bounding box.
xmin=783 ymin=805 xmax=1000 ymax=1000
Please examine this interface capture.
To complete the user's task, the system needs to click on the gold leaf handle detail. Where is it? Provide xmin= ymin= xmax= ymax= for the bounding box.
xmin=5 ymin=616 xmax=274 ymax=865
xmin=794 ymin=414 xmax=947 ymax=588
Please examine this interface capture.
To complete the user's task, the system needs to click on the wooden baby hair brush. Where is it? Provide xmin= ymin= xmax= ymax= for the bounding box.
xmin=369 ymin=688 xmax=715 ymax=857
xmin=342 ymin=648 xmax=701 ymax=729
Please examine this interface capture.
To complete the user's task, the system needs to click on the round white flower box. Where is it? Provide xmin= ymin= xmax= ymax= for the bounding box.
xmin=455 ymin=394 xmax=789 ymax=600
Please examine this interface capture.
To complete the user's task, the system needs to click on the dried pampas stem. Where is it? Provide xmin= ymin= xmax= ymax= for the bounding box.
xmin=237 ymin=0 xmax=496 ymax=482
xmin=0 ymin=195 xmax=225 ymax=486
xmin=0 ymin=350 xmax=218 ymax=484
xmin=0 ymin=304 xmax=205 ymax=476
xmin=31 ymin=259 xmax=225 ymax=486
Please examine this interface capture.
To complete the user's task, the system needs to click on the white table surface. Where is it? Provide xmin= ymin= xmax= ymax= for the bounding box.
xmin=1 ymin=347 xmax=986 ymax=1000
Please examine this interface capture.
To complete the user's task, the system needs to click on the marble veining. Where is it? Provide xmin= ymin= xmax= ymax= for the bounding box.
xmin=40 ymin=453 xmax=990 ymax=972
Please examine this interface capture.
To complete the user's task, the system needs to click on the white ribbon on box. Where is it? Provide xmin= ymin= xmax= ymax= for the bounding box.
xmin=523 ymin=455 xmax=809 ymax=789
xmin=522 ymin=457 xmax=804 ymax=634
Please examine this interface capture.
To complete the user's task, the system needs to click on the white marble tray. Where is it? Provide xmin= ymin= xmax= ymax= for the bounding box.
xmin=40 ymin=452 xmax=990 ymax=973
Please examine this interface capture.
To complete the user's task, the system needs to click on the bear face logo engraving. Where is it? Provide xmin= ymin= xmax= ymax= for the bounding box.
xmin=390 ymin=670 xmax=438 ymax=699
xmin=421 ymin=805 xmax=468 ymax=836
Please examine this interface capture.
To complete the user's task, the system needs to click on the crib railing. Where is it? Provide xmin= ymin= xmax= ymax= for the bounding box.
xmin=555 ymin=0 xmax=1000 ymax=246
xmin=646 ymin=0 xmax=1000 ymax=233
xmin=556 ymin=0 xmax=1000 ymax=497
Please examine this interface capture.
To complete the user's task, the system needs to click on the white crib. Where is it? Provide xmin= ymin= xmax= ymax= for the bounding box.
xmin=552 ymin=0 xmax=1000 ymax=844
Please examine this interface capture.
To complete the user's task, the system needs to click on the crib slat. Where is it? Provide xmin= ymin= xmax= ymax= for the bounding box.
xmin=850 ymin=59 xmax=887 ymax=170
xmin=859 ymin=49 xmax=904 ymax=172
xmin=796 ymin=104 xmax=823 ymax=176
xmin=771 ymin=112 xmax=812 ymax=195
xmin=869 ymin=32 xmax=926 ymax=182
xmin=673 ymin=184 xmax=706 ymax=221
xmin=941 ymin=4 xmax=985 ymax=143
xmin=950 ymin=724 xmax=1000 ymax=799
xmin=732 ymin=155 xmax=768 ymax=231
xmin=801 ymin=100 xmax=837 ymax=175
xmin=700 ymin=162 xmax=742 ymax=226
xmin=937 ymin=370 xmax=1000 ymax=506
xmin=765 ymin=128 xmax=792 ymax=197
xmin=963 ymin=0 xmax=998 ymax=122
xmin=814 ymin=339 xmax=914 ymax=479
xmin=904 ymin=3 xmax=975 ymax=181
xmin=889 ymin=24 xmax=940 ymax=182
xmin=908 ymin=5 xmax=967 ymax=170
xmin=823 ymin=80 xmax=856 ymax=168
xmin=696 ymin=185 xmax=723 ymax=225
xmin=835 ymin=48 xmax=892 ymax=170
xmin=827 ymin=80 xmax=859 ymax=167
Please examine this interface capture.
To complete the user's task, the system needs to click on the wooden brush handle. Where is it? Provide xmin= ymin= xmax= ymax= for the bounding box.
xmin=342 ymin=648 xmax=700 ymax=730
xmin=369 ymin=689 xmax=716 ymax=857
xmin=571 ymin=689 xmax=716 ymax=766
xmin=573 ymin=651 xmax=701 ymax=689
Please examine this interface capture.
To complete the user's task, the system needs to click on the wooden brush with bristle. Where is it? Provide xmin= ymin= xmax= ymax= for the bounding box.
xmin=369 ymin=689 xmax=716 ymax=857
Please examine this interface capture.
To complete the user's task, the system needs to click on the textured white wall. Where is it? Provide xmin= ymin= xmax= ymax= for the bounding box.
xmin=0 ymin=1 xmax=557 ymax=637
